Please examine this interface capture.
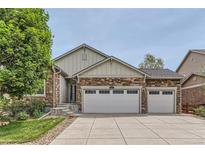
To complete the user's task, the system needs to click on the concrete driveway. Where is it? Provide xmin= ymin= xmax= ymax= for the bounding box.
xmin=50 ymin=114 xmax=205 ymax=145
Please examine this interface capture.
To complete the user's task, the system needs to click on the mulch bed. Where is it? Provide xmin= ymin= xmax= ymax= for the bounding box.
xmin=24 ymin=115 xmax=77 ymax=145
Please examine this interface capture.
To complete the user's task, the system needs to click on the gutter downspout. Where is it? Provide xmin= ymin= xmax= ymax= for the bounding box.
xmin=52 ymin=66 xmax=61 ymax=107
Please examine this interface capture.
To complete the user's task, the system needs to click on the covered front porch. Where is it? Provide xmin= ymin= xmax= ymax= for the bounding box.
xmin=51 ymin=77 xmax=79 ymax=115
xmin=59 ymin=77 xmax=78 ymax=104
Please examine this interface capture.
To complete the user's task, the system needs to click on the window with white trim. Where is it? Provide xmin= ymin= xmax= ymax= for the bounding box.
xmin=127 ymin=90 xmax=138 ymax=94
xmin=24 ymin=81 xmax=45 ymax=96
xmin=36 ymin=87 xmax=45 ymax=95
xmin=85 ymin=90 xmax=96 ymax=94
xmin=99 ymin=90 xmax=110 ymax=94
xmin=162 ymin=91 xmax=173 ymax=95
xmin=113 ymin=90 xmax=124 ymax=94
xmin=35 ymin=82 xmax=46 ymax=96
xmin=149 ymin=91 xmax=160 ymax=95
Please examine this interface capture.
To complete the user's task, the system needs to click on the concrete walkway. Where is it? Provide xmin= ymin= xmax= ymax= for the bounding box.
xmin=50 ymin=114 xmax=205 ymax=145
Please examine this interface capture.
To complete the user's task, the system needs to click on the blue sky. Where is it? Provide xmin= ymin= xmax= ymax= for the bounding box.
xmin=47 ymin=9 xmax=205 ymax=70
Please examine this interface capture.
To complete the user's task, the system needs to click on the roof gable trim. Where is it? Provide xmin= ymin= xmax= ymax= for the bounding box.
xmin=73 ymin=56 xmax=150 ymax=77
xmin=176 ymin=50 xmax=205 ymax=72
xmin=53 ymin=44 xmax=109 ymax=61
xmin=181 ymin=73 xmax=205 ymax=85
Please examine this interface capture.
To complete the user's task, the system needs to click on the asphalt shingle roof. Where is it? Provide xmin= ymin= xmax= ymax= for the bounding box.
xmin=141 ymin=68 xmax=183 ymax=79
xmin=191 ymin=49 xmax=205 ymax=55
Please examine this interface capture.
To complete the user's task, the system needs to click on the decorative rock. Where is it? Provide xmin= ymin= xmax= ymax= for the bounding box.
xmin=0 ymin=121 xmax=10 ymax=126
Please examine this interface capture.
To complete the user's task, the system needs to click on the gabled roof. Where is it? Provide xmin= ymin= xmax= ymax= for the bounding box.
xmin=176 ymin=49 xmax=205 ymax=72
xmin=53 ymin=43 xmax=109 ymax=61
xmin=53 ymin=64 xmax=68 ymax=77
xmin=73 ymin=56 xmax=150 ymax=77
xmin=181 ymin=72 xmax=205 ymax=84
xmin=141 ymin=68 xmax=183 ymax=79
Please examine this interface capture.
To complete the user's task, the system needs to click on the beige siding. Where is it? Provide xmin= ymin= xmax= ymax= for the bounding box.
xmin=183 ymin=75 xmax=205 ymax=88
xmin=79 ymin=59 xmax=143 ymax=77
xmin=60 ymin=75 xmax=67 ymax=103
xmin=178 ymin=52 xmax=205 ymax=76
xmin=54 ymin=47 xmax=106 ymax=76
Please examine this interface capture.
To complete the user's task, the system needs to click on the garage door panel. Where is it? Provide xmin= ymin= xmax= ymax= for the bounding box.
xmin=83 ymin=88 xmax=139 ymax=113
xmin=148 ymin=89 xmax=175 ymax=113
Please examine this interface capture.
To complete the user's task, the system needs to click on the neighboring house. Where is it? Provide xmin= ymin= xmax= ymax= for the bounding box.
xmin=176 ymin=50 xmax=205 ymax=112
xmin=30 ymin=44 xmax=183 ymax=113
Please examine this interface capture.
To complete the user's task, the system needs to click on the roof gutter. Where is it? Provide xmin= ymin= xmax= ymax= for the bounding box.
xmin=147 ymin=77 xmax=183 ymax=80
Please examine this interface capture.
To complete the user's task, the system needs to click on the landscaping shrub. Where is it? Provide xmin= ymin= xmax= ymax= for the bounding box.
xmin=16 ymin=111 xmax=29 ymax=120
xmin=0 ymin=96 xmax=10 ymax=110
xmin=5 ymin=100 xmax=30 ymax=117
xmin=33 ymin=109 xmax=43 ymax=118
xmin=193 ymin=106 xmax=205 ymax=117
xmin=28 ymin=99 xmax=46 ymax=116
xmin=1 ymin=98 xmax=47 ymax=119
xmin=0 ymin=114 xmax=11 ymax=122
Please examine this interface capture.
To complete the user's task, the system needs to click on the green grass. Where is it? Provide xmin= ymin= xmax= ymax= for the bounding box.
xmin=0 ymin=117 xmax=64 ymax=144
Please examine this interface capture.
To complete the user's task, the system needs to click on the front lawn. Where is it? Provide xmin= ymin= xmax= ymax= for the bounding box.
xmin=0 ymin=117 xmax=64 ymax=144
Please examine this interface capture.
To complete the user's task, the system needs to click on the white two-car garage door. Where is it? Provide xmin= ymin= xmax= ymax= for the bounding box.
xmin=83 ymin=87 xmax=140 ymax=113
xmin=147 ymin=88 xmax=176 ymax=113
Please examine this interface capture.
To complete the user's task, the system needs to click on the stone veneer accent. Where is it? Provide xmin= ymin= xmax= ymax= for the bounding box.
xmin=76 ymin=77 xmax=181 ymax=113
xmin=24 ymin=70 xmax=60 ymax=107
xmin=182 ymin=86 xmax=205 ymax=113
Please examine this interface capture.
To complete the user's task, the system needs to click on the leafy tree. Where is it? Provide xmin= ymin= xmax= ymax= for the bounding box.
xmin=0 ymin=9 xmax=52 ymax=98
xmin=139 ymin=53 xmax=164 ymax=69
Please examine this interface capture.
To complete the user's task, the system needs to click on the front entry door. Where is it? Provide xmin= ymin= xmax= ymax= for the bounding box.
xmin=70 ymin=84 xmax=76 ymax=103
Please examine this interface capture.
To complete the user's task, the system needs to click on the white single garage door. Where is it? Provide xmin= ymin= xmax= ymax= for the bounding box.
xmin=147 ymin=89 xmax=175 ymax=113
xmin=83 ymin=87 xmax=140 ymax=113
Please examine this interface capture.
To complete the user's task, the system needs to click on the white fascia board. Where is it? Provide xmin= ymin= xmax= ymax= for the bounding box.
xmin=182 ymin=83 xmax=205 ymax=90
xmin=146 ymin=87 xmax=177 ymax=90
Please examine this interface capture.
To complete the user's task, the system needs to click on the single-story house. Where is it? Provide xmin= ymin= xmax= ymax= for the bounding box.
xmin=28 ymin=44 xmax=183 ymax=114
xmin=176 ymin=50 xmax=205 ymax=113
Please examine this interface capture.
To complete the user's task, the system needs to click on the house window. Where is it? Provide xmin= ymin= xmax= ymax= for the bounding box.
xmin=162 ymin=91 xmax=173 ymax=95
xmin=34 ymin=81 xmax=46 ymax=96
xmin=113 ymin=90 xmax=124 ymax=94
xmin=36 ymin=87 xmax=45 ymax=95
xmin=85 ymin=90 xmax=96 ymax=94
xmin=149 ymin=91 xmax=160 ymax=95
xmin=127 ymin=90 xmax=138 ymax=94
xmin=99 ymin=90 xmax=110 ymax=94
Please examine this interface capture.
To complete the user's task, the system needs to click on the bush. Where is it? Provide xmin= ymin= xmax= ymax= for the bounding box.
xmin=0 ymin=96 xmax=10 ymax=110
xmin=33 ymin=109 xmax=43 ymax=118
xmin=2 ymin=98 xmax=46 ymax=119
xmin=16 ymin=111 xmax=29 ymax=120
xmin=0 ymin=114 xmax=11 ymax=122
xmin=193 ymin=106 xmax=205 ymax=117
xmin=28 ymin=99 xmax=46 ymax=117
xmin=6 ymin=100 xmax=30 ymax=117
